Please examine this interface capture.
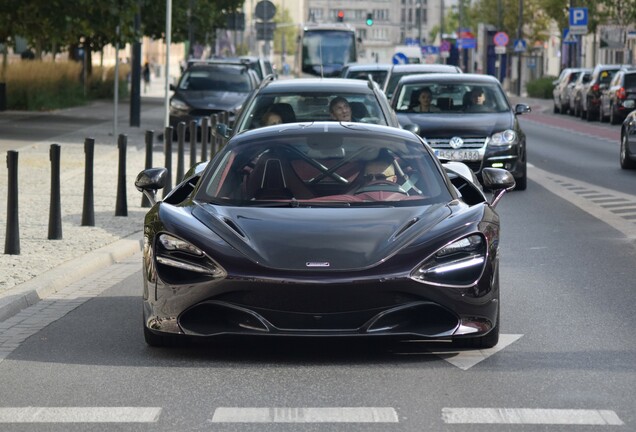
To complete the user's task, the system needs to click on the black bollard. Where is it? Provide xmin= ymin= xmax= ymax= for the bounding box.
xmin=200 ymin=117 xmax=209 ymax=161
xmin=4 ymin=151 xmax=20 ymax=254
xmin=81 ymin=137 xmax=95 ymax=226
xmin=115 ymin=134 xmax=128 ymax=216
xmin=189 ymin=120 xmax=197 ymax=167
xmin=210 ymin=114 xmax=219 ymax=157
xmin=48 ymin=144 xmax=63 ymax=240
xmin=176 ymin=122 xmax=185 ymax=183
xmin=163 ymin=126 xmax=173 ymax=198
xmin=141 ymin=130 xmax=154 ymax=208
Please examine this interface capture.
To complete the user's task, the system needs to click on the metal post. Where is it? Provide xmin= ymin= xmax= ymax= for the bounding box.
xmin=81 ymin=138 xmax=95 ymax=226
xmin=115 ymin=134 xmax=128 ymax=216
xmin=189 ymin=120 xmax=197 ymax=167
xmin=210 ymin=114 xmax=218 ymax=157
xmin=200 ymin=117 xmax=209 ymax=161
xmin=517 ymin=0 xmax=523 ymax=96
xmin=176 ymin=122 xmax=186 ymax=183
xmin=163 ymin=126 xmax=173 ymax=198
xmin=5 ymin=150 xmax=20 ymax=254
xmin=48 ymin=144 xmax=63 ymax=239
xmin=142 ymin=130 xmax=154 ymax=207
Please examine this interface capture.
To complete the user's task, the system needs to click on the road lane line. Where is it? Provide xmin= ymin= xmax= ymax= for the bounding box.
xmin=0 ymin=407 xmax=161 ymax=423
xmin=211 ymin=407 xmax=399 ymax=423
xmin=441 ymin=408 xmax=624 ymax=425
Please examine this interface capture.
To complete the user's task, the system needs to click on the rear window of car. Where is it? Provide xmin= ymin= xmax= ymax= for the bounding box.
xmin=624 ymin=74 xmax=636 ymax=88
xmin=599 ymin=69 xmax=619 ymax=85
xmin=346 ymin=70 xmax=388 ymax=85
xmin=178 ymin=67 xmax=252 ymax=92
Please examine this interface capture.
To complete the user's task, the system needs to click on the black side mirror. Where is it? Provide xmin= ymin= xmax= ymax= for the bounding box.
xmin=481 ymin=168 xmax=516 ymax=207
xmin=514 ymin=104 xmax=531 ymax=115
xmin=402 ymin=123 xmax=420 ymax=135
xmin=216 ymin=123 xmax=231 ymax=139
xmin=135 ymin=167 xmax=167 ymax=206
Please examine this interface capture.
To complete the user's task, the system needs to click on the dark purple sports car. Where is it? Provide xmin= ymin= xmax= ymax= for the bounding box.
xmin=135 ymin=122 xmax=515 ymax=348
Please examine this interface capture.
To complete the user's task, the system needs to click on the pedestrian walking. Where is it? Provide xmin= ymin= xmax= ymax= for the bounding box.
xmin=142 ymin=61 xmax=151 ymax=93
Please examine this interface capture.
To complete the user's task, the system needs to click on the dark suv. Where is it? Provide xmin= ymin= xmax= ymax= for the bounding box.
xmin=169 ymin=61 xmax=260 ymax=133
xmin=581 ymin=64 xmax=624 ymax=121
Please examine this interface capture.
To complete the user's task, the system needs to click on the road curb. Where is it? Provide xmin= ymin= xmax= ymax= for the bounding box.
xmin=0 ymin=232 xmax=143 ymax=322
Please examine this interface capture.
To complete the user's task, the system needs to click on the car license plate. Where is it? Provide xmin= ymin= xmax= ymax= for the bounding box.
xmin=434 ymin=149 xmax=481 ymax=161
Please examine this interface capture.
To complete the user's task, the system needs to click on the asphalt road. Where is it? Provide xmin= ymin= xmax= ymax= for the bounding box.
xmin=0 ymin=106 xmax=635 ymax=431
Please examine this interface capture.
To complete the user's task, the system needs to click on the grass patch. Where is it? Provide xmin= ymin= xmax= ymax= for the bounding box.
xmin=3 ymin=61 xmax=130 ymax=111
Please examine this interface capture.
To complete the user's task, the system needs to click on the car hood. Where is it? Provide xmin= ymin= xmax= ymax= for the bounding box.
xmin=397 ymin=112 xmax=514 ymax=138
xmin=174 ymin=91 xmax=246 ymax=111
xmin=192 ymin=203 xmax=453 ymax=271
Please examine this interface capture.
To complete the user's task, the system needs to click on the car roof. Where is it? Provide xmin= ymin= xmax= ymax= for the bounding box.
xmin=346 ymin=63 xmax=392 ymax=71
xmin=258 ymin=78 xmax=377 ymax=93
xmin=396 ymin=72 xmax=501 ymax=85
xmin=390 ymin=64 xmax=462 ymax=73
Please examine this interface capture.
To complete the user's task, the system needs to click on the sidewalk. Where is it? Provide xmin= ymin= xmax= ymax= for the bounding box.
xmin=0 ymin=78 xmax=171 ymax=321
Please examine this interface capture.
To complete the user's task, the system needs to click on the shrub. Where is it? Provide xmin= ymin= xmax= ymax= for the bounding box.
xmin=3 ymin=61 xmax=130 ymax=111
xmin=526 ymin=76 xmax=557 ymax=99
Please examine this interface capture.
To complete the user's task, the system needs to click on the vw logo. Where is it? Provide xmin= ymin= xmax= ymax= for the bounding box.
xmin=449 ymin=136 xmax=464 ymax=149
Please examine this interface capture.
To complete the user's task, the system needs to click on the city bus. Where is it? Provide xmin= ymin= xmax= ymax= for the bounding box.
xmin=297 ymin=23 xmax=358 ymax=77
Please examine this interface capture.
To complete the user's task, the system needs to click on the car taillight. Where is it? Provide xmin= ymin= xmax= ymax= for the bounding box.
xmin=592 ymin=83 xmax=600 ymax=92
xmin=617 ymin=87 xmax=626 ymax=99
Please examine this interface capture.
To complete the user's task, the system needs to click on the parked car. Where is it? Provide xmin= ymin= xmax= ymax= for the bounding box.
xmin=390 ymin=73 xmax=531 ymax=190
xmin=216 ymin=77 xmax=400 ymax=143
xmin=341 ymin=62 xmax=392 ymax=88
xmin=383 ymin=63 xmax=462 ymax=99
xmin=580 ymin=64 xmax=625 ymax=121
xmin=553 ymin=68 xmax=588 ymax=114
xmin=571 ymin=70 xmax=593 ymax=117
xmin=620 ymin=111 xmax=636 ymax=169
xmin=135 ymin=122 xmax=516 ymax=348
xmin=169 ymin=61 xmax=260 ymax=134
xmin=599 ymin=69 xmax=636 ymax=124
xmin=187 ymin=56 xmax=276 ymax=82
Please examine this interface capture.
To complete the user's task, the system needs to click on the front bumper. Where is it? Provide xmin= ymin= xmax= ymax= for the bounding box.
xmin=143 ymin=268 xmax=499 ymax=341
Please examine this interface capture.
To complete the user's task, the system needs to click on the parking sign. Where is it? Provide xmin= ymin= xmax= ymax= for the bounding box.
xmin=569 ymin=7 xmax=588 ymax=35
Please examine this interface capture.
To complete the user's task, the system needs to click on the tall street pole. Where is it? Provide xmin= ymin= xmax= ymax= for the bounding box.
xmin=517 ymin=0 xmax=523 ymax=96
xmin=164 ymin=0 xmax=172 ymax=128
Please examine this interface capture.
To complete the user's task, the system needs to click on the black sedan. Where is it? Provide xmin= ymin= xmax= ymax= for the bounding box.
xmin=620 ymin=111 xmax=636 ymax=169
xmin=135 ymin=122 xmax=515 ymax=349
xmin=390 ymin=73 xmax=530 ymax=190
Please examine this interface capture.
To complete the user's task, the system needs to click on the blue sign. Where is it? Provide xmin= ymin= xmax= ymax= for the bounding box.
xmin=513 ymin=39 xmax=526 ymax=52
xmin=392 ymin=52 xmax=409 ymax=65
xmin=562 ymin=28 xmax=577 ymax=45
xmin=569 ymin=7 xmax=588 ymax=26
xmin=458 ymin=38 xmax=476 ymax=49
xmin=421 ymin=45 xmax=439 ymax=55
xmin=404 ymin=37 xmax=421 ymax=46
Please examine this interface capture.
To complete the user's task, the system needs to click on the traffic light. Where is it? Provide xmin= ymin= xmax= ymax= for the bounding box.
xmin=337 ymin=10 xmax=344 ymax=22
xmin=366 ymin=12 xmax=374 ymax=26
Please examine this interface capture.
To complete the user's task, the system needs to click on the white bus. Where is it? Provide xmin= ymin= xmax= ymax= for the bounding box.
xmin=297 ymin=23 xmax=358 ymax=77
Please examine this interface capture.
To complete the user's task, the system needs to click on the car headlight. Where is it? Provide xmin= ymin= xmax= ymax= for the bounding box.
xmin=489 ymin=129 xmax=517 ymax=147
xmin=170 ymin=98 xmax=189 ymax=111
xmin=412 ymin=234 xmax=486 ymax=286
xmin=155 ymin=233 xmax=226 ymax=279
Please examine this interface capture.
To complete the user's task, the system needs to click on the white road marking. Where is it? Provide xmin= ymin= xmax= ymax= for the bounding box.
xmin=442 ymin=334 xmax=523 ymax=370
xmin=442 ymin=408 xmax=624 ymax=425
xmin=211 ymin=407 xmax=399 ymax=423
xmin=0 ymin=407 xmax=162 ymax=423
xmin=394 ymin=334 xmax=523 ymax=370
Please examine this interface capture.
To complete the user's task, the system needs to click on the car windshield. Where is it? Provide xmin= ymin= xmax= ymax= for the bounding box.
xmin=177 ymin=67 xmax=252 ymax=92
xmin=394 ymin=82 xmax=511 ymax=114
xmin=235 ymin=92 xmax=389 ymax=133
xmin=196 ymin=126 xmax=452 ymax=207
